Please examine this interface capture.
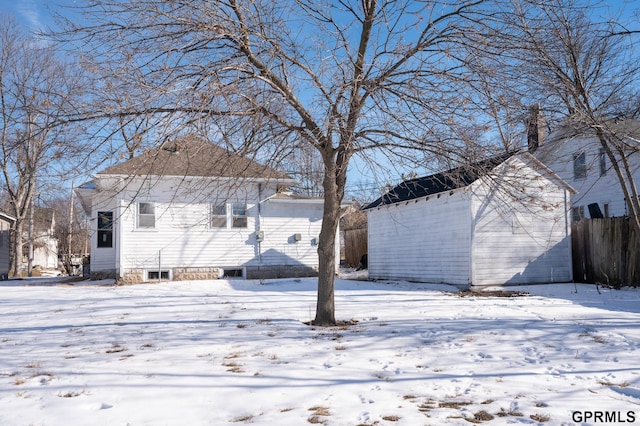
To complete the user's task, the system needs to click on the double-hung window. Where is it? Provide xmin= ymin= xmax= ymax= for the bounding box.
xmin=138 ymin=202 xmax=155 ymax=228
xmin=210 ymin=205 xmax=227 ymax=228
xmin=232 ymin=203 xmax=247 ymax=228
xmin=97 ymin=211 xmax=113 ymax=248
xmin=573 ymin=152 xmax=586 ymax=179
xmin=210 ymin=203 xmax=248 ymax=228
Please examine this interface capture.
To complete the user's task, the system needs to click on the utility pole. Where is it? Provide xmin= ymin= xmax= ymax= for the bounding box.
xmin=68 ymin=182 xmax=74 ymax=275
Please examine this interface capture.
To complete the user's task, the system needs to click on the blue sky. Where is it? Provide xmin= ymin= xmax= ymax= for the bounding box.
xmin=0 ymin=0 xmax=52 ymax=32
xmin=1 ymin=0 xmax=638 ymax=199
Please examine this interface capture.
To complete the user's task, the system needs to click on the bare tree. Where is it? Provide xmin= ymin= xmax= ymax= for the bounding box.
xmin=486 ymin=0 xmax=640 ymax=232
xmin=282 ymin=142 xmax=325 ymax=197
xmin=49 ymin=194 xmax=89 ymax=267
xmin=0 ymin=14 xmax=86 ymax=276
xmin=58 ymin=0 xmax=503 ymax=324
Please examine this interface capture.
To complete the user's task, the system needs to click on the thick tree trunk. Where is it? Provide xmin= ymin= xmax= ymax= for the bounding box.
xmin=313 ymin=157 xmax=342 ymax=326
xmin=9 ymin=220 xmax=22 ymax=278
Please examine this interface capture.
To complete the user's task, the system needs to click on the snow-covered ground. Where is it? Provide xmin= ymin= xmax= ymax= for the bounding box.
xmin=1 ymin=275 xmax=639 ymax=425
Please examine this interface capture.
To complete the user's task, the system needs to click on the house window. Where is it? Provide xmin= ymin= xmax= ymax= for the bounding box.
xmin=97 ymin=211 xmax=113 ymax=248
xmin=573 ymin=152 xmax=586 ymax=179
xmin=572 ymin=206 xmax=585 ymax=222
xmin=232 ymin=203 xmax=247 ymax=228
xmin=223 ymin=268 xmax=244 ymax=278
xmin=210 ymin=204 xmax=227 ymax=228
xmin=138 ymin=202 xmax=155 ymax=228
xmin=148 ymin=270 xmax=170 ymax=280
xmin=599 ymin=148 xmax=607 ymax=176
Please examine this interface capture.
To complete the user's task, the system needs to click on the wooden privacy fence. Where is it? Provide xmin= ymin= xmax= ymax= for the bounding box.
xmin=572 ymin=218 xmax=640 ymax=287
xmin=344 ymin=228 xmax=368 ymax=268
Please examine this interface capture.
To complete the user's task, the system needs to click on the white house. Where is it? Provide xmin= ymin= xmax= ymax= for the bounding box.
xmin=364 ymin=152 xmax=575 ymax=287
xmin=0 ymin=212 xmax=15 ymax=280
xmin=533 ymin=119 xmax=640 ymax=221
xmin=76 ymin=135 xmax=336 ymax=283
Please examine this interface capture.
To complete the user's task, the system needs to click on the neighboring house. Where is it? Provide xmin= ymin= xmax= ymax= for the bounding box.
xmin=75 ymin=135 xmax=336 ymax=283
xmin=22 ymin=207 xmax=59 ymax=270
xmin=0 ymin=212 xmax=15 ymax=280
xmin=363 ymin=152 xmax=575 ymax=288
xmin=533 ymin=119 xmax=640 ymax=221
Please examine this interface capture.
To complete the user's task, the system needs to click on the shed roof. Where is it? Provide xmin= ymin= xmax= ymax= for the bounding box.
xmin=97 ymin=134 xmax=292 ymax=181
xmin=0 ymin=211 xmax=15 ymax=222
xmin=364 ymin=153 xmax=514 ymax=209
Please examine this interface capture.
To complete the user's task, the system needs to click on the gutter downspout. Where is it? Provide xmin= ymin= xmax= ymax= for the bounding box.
xmin=257 ymin=183 xmax=263 ymax=279
xmin=116 ymin=200 xmax=122 ymax=280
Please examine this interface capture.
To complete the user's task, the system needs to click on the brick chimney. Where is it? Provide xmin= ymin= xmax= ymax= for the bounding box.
xmin=526 ymin=104 xmax=546 ymax=152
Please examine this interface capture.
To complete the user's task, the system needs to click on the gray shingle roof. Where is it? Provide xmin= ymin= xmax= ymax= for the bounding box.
xmin=364 ymin=153 xmax=514 ymax=209
xmin=97 ymin=134 xmax=292 ymax=181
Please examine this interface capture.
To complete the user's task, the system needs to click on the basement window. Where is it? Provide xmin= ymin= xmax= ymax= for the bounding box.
xmin=147 ymin=270 xmax=170 ymax=280
xmin=223 ymin=268 xmax=244 ymax=278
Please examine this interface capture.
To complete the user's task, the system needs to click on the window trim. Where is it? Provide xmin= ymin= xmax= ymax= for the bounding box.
xmin=573 ymin=152 xmax=587 ymax=180
xmin=209 ymin=202 xmax=248 ymax=229
xmin=231 ymin=203 xmax=248 ymax=228
xmin=210 ymin=204 xmax=227 ymax=228
xmin=599 ymin=148 xmax=607 ymax=177
xmin=97 ymin=211 xmax=114 ymax=248
xmin=137 ymin=202 xmax=156 ymax=229
xmin=146 ymin=270 xmax=171 ymax=281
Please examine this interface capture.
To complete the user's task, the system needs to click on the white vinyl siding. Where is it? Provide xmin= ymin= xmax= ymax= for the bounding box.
xmin=471 ymin=178 xmax=572 ymax=285
xmin=367 ymin=155 xmax=573 ymax=287
xmin=534 ymin=128 xmax=640 ymax=219
xmin=368 ymin=192 xmax=472 ymax=285
xmin=86 ymin=176 xmax=332 ymax=278
xmin=258 ymin=202 xmax=324 ymax=267
xmin=120 ymin=201 xmax=256 ymax=269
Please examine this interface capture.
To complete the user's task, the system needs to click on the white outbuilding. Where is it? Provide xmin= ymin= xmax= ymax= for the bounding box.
xmin=364 ymin=152 xmax=575 ymax=288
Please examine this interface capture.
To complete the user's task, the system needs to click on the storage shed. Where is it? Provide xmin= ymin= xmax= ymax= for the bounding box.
xmin=364 ymin=153 xmax=575 ymax=288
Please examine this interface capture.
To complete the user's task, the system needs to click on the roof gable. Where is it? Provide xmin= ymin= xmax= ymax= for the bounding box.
xmin=97 ymin=134 xmax=291 ymax=181
xmin=364 ymin=153 xmax=514 ymax=209
xmin=364 ymin=152 xmax=574 ymax=210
